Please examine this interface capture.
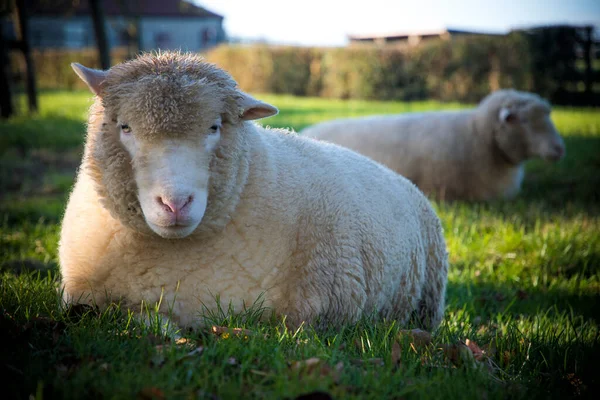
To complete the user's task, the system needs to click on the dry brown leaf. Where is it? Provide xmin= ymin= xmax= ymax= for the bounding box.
xmin=398 ymin=329 xmax=432 ymax=348
xmin=391 ymin=341 xmax=402 ymax=367
xmin=290 ymin=358 xmax=344 ymax=380
xmin=465 ymin=339 xmax=486 ymax=361
xmin=439 ymin=342 xmax=476 ymax=368
xmin=137 ymin=386 xmax=165 ymax=400
xmin=210 ymin=326 xmax=254 ymax=337
xmin=291 ymin=357 xmax=322 ymax=373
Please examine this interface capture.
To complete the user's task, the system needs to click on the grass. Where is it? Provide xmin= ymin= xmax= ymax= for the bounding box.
xmin=1 ymin=90 xmax=599 ymax=399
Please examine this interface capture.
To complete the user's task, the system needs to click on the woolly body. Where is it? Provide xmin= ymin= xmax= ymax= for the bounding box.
xmin=59 ymin=53 xmax=448 ymax=330
xmin=302 ymin=90 xmax=565 ymax=201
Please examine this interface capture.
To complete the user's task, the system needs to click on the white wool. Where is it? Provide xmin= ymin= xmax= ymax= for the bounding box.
xmin=302 ymin=89 xmax=566 ymax=201
xmin=59 ymin=54 xmax=449 ymax=332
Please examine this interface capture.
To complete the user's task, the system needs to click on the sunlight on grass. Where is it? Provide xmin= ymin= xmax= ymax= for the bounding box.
xmin=1 ymin=91 xmax=598 ymax=399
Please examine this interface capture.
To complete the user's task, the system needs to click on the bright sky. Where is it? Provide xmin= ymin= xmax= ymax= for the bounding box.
xmin=196 ymin=0 xmax=600 ymax=46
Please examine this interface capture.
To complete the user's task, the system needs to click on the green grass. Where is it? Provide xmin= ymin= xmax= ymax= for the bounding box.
xmin=1 ymin=91 xmax=599 ymax=399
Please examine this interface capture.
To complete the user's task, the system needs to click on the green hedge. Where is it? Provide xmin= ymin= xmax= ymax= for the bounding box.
xmin=10 ymin=48 xmax=130 ymax=90
xmin=205 ymin=34 xmax=533 ymax=102
xmin=13 ymin=29 xmax=595 ymax=104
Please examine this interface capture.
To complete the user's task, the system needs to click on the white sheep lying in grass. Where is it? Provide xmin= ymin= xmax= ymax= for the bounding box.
xmin=302 ymin=90 xmax=566 ymax=201
xmin=59 ymin=52 xmax=448 ymax=331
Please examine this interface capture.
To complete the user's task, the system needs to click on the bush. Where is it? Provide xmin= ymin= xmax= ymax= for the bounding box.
xmin=12 ymin=29 xmax=595 ymax=105
xmin=206 ymin=35 xmax=532 ymax=102
xmin=10 ymin=48 xmax=130 ymax=90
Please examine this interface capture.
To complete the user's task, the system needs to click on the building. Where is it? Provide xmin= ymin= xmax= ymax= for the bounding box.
xmin=23 ymin=0 xmax=225 ymax=52
xmin=348 ymin=28 xmax=502 ymax=47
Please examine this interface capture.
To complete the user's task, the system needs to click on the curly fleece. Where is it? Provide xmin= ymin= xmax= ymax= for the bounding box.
xmin=302 ymin=89 xmax=564 ymax=201
xmin=59 ymin=52 xmax=449 ymax=330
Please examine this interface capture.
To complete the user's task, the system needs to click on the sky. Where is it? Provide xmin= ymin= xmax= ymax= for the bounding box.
xmin=196 ymin=0 xmax=600 ymax=46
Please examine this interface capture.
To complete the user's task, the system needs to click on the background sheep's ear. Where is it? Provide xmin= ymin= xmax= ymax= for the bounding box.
xmin=499 ymin=107 xmax=518 ymax=124
xmin=237 ymin=92 xmax=279 ymax=120
xmin=71 ymin=63 xmax=107 ymax=96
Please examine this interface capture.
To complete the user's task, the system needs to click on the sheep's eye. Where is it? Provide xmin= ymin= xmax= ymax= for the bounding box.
xmin=120 ymin=124 xmax=132 ymax=134
xmin=210 ymin=124 xmax=221 ymax=132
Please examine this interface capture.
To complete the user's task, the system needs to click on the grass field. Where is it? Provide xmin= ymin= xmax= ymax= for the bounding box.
xmin=1 ymin=91 xmax=599 ymax=399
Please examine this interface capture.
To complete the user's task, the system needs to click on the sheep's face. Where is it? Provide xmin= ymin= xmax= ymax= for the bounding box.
xmin=496 ymin=101 xmax=565 ymax=164
xmin=71 ymin=54 xmax=278 ymax=239
xmin=116 ymin=118 xmax=221 ymax=239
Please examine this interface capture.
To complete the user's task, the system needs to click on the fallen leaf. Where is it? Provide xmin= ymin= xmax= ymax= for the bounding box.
xmin=211 ymin=326 xmax=254 ymax=337
xmin=137 ymin=387 xmax=165 ymax=400
xmin=175 ymin=337 xmax=191 ymax=345
xmin=398 ymin=329 xmax=432 ymax=348
xmin=391 ymin=341 xmax=401 ymax=367
xmin=465 ymin=338 xmax=486 ymax=361
xmin=290 ymin=358 xmax=343 ymax=380
xmin=565 ymin=373 xmax=585 ymax=396
xmin=291 ymin=357 xmax=322 ymax=374
xmin=439 ymin=342 xmax=476 ymax=368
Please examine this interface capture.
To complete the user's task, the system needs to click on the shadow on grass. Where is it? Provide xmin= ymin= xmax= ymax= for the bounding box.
xmin=447 ymin=280 xmax=600 ymax=323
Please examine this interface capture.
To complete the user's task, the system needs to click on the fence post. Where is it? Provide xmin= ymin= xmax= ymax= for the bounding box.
xmin=15 ymin=0 xmax=38 ymax=113
xmin=583 ymin=26 xmax=593 ymax=98
xmin=90 ymin=0 xmax=111 ymax=69
xmin=0 ymin=19 xmax=14 ymax=118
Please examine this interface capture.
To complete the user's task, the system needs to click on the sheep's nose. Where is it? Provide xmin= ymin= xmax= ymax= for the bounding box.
xmin=157 ymin=195 xmax=193 ymax=216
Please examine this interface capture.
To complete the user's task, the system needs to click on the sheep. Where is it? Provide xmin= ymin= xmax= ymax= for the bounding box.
xmin=59 ymin=52 xmax=448 ymax=332
xmin=302 ymin=90 xmax=566 ymax=201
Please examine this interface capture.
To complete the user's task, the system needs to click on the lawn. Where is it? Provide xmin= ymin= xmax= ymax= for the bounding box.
xmin=1 ymin=91 xmax=599 ymax=399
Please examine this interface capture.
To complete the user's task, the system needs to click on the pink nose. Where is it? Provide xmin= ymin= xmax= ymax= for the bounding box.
xmin=157 ymin=195 xmax=193 ymax=217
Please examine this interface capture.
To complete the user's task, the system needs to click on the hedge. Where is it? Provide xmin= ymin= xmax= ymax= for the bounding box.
xmin=11 ymin=28 xmax=596 ymax=105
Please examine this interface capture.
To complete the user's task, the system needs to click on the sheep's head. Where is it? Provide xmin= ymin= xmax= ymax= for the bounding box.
xmin=72 ymin=53 xmax=278 ymax=239
xmin=484 ymin=90 xmax=566 ymax=164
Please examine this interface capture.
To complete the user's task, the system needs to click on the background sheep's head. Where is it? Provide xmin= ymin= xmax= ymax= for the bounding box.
xmin=72 ymin=53 xmax=278 ymax=239
xmin=483 ymin=90 xmax=566 ymax=164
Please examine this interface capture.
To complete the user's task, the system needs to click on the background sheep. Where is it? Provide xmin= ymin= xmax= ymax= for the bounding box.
xmin=302 ymin=90 xmax=566 ymax=201
xmin=59 ymin=52 xmax=448 ymax=331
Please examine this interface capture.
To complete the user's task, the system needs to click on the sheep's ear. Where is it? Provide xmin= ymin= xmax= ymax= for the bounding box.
xmin=237 ymin=92 xmax=279 ymax=120
xmin=499 ymin=107 xmax=518 ymax=124
xmin=71 ymin=63 xmax=107 ymax=96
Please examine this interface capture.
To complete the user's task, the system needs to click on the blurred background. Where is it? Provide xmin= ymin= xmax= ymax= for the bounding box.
xmin=0 ymin=0 xmax=599 ymax=118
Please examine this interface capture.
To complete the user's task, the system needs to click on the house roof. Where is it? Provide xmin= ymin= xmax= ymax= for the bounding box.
xmin=348 ymin=27 xmax=502 ymax=41
xmin=27 ymin=0 xmax=223 ymax=19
